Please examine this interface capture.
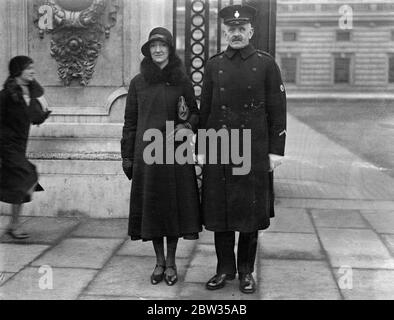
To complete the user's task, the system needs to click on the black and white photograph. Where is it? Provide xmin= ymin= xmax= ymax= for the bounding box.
xmin=0 ymin=0 xmax=393 ymax=305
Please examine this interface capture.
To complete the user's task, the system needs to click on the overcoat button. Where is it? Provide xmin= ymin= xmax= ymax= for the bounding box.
xmin=247 ymin=85 xmax=252 ymax=89
xmin=221 ymin=105 xmax=226 ymax=110
xmin=219 ymin=70 xmax=223 ymax=74
xmin=220 ymin=87 xmax=225 ymax=92
xmin=240 ymin=124 xmax=245 ymax=128
xmin=222 ymin=124 xmax=227 ymax=129
xmin=244 ymin=104 xmax=248 ymax=108
xmin=252 ymin=67 xmax=257 ymax=71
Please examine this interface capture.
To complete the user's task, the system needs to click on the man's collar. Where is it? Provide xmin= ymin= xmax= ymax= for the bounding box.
xmin=224 ymin=44 xmax=256 ymax=60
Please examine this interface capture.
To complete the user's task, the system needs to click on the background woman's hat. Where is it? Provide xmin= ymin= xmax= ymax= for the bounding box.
xmin=219 ymin=4 xmax=257 ymax=26
xmin=9 ymin=55 xmax=33 ymax=78
xmin=141 ymin=27 xmax=174 ymax=57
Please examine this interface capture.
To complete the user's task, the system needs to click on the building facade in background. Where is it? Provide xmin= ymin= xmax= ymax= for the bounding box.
xmin=276 ymin=0 xmax=394 ymax=92
xmin=1 ymin=0 xmax=392 ymax=218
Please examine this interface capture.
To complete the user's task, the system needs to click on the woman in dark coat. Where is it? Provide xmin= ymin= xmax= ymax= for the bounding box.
xmin=0 ymin=56 xmax=50 ymax=239
xmin=121 ymin=27 xmax=201 ymax=286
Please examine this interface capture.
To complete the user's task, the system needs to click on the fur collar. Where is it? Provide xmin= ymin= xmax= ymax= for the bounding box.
xmin=140 ymin=55 xmax=187 ymax=86
xmin=3 ymin=77 xmax=44 ymax=103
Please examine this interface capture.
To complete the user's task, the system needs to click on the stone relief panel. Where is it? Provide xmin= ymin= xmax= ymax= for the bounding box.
xmin=34 ymin=0 xmax=119 ymax=86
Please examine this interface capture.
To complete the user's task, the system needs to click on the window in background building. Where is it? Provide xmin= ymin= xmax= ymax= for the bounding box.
xmin=336 ymin=30 xmax=351 ymax=41
xmin=334 ymin=56 xmax=351 ymax=83
xmin=281 ymin=57 xmax=297 ymax=83
xmin=391 ymin=30 xmax=394 ymax=41
xmin=283 ymin=31 xmax=297 ymax=41
xmin=389 ymin=56 xmax=394 ymax=83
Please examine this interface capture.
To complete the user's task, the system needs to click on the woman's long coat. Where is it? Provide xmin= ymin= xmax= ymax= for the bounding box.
xmin=199 ymin=45 xmax=287 ymax=233
xmin=0 ymin=79 xmax=44 ymax=204
xmin=121 ymin=57 xmax=201 ymax=241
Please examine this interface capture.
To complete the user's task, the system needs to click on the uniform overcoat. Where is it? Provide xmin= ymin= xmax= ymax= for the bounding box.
xmin=199 ymin=44 xmax=286 ymax=233
xmin=121 ymin=57 xmax=202 ymax=241
xmin=0 ymin=79 xmax=44 ymax=204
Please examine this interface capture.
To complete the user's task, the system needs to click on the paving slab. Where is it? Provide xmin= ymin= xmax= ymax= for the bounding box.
xmin=317 ymin=228 xmax=394 ymax=269
xmin=278 ymin=198 xmax=394 ymax=211
xmin=78 ymin=294 xmax=146 ymax=300
xmin=278 ymin=115 xmax=394 ymax=201
xmin=0 ymin=244 xmax=49 ymax=272
xmin=84 ymin=256 xmax=188 ymax=298
xmin=184 ymin=244 xmax=218 ymax=283
xmin=266 ymin=208 xmax=314 ymax=233
xmin=0 ymin=266 xmax=97 ymax=300
xmin=381 ymin=235 xmax=394 ymax=255
xmin=179 ymin=282 xmax=258 ymax=300
xmin=0 ymin=215 xmax=30 ymax=230
xmin=258 ymin=259 xmax=341 ymax=300
xmin=71 ymin=218 xmax=128 ymax=238
xmin=259 ymin=232 xmax=324 ymax=260
xmin=197 ymin=229 xmax=214 ymax=244
xmin=172 ymin=239 xmax=197 ymax=259
xmin=0 ymin=272 xmax=15 ymax=286
xmin=360 ymin=210 xmax=394 ymax=234
xmin=333 ymin=268 xmax=394 ymax=300
xmin=0 ymin=217 xmax=80 ymax=244
xmin=117 ymin=239 xmax=156 ymax=256
xmin=32 ymin=238 xmax=124 ymax=269
xmin=117 ymin=238 xmax=196 ymax=259
xmin=310 ymin=209 xmax=367 ymax=229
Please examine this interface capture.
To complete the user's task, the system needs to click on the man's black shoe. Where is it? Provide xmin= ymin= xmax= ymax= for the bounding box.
xmin=206 ymin=273 xmax=235 ymax=290
xmin=239 ymin=273 xmax=256 ymax=294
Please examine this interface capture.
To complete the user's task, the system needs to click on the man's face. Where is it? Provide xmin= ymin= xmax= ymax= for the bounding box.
xmin=224 ymin=23 xmax=254 ymax=49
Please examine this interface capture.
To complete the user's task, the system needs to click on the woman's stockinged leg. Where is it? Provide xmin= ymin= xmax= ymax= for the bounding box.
xmin=166 ymin=236 xmax=178 ymax=267
xmin=150 ymin=237 xmax=166 ymax=284
xmin=7 ymin=204 xmax=29 ymax=239
xmin=9 ymin=204 xmax=23 ymax=230
xmin=164 ymin=236 xmax=178 ymax=285
xmin=152 ymin=237 xmax=166 ymax=272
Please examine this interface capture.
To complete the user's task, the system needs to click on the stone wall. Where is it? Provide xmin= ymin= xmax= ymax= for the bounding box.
xmin=0 ymin=0 xmax=173 ymax=218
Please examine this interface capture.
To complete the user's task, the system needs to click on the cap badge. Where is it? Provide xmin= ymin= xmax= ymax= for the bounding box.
xmin=234 ymin=10 xmax=240 ymax=18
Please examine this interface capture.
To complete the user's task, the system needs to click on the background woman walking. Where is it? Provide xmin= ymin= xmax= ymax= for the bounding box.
xmin=0 ymin=55 xmax=51 ymax=239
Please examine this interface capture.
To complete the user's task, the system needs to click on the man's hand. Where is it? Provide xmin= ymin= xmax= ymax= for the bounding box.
xmin=122 ymin=158 xmax=133 ymax=180
xmin=269 ymin=154 xmax=284 ymax=171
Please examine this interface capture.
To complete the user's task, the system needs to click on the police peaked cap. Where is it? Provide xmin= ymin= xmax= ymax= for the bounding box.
xmin=219 ymin=4 xmax=257 ymax=26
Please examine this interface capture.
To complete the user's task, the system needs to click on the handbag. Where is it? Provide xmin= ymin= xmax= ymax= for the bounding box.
xmin=177 ymin=95 xmax=190 ymax=122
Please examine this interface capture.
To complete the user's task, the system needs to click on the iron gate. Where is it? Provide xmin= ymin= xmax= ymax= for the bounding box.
xmin=173 ymin=0 xmax=277 ymax=100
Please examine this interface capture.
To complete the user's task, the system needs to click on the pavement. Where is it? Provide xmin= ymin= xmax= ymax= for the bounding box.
xmin=0 ymin=113 xmax=394 ymax=300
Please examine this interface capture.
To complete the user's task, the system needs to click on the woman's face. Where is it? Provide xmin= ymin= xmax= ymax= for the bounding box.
xmin=150 ymin=40 xmax=170 ymax=68
xmin=19 ymin=63 xmax=35 ymax=83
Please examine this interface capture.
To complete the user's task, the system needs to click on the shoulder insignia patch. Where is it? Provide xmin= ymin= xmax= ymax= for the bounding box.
xmin=256 ymin=50 xmax=274 ymax=59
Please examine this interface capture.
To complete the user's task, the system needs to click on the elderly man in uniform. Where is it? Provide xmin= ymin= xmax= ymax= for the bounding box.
xmin=199 ymin=4 xmax=287 ymax=294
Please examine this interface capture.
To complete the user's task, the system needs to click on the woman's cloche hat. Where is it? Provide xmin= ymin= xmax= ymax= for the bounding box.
xmin=141 ymin=27 xmax=174 ymax=57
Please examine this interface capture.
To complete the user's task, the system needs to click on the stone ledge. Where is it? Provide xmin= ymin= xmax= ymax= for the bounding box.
xmin=27 ymin=152 xmax=121 ymax=161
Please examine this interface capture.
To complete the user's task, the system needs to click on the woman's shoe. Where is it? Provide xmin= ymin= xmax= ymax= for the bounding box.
xmin=6 ymin=229 xmax=29 ymax=240
xmin=150 ymin=264 xmax=165 ymax=285
xmin=164 ymin=265 xmax=178 ymax=286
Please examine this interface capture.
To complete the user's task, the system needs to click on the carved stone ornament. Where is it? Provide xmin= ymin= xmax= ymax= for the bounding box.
xmin=35 ymin=0 xmax=119 ymax=86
